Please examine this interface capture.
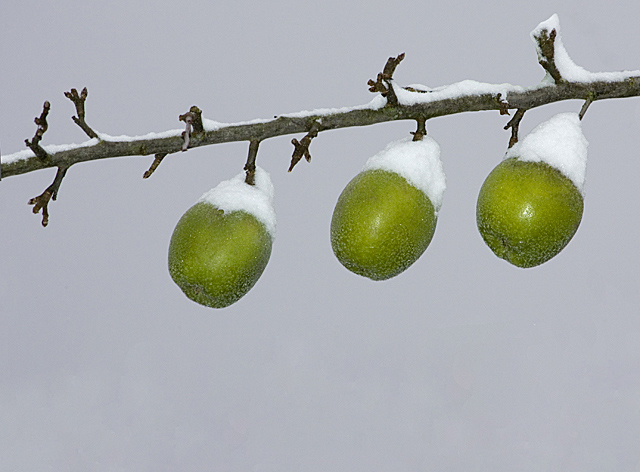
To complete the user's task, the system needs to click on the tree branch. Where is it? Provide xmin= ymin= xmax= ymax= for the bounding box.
xmin=3 ymin=77 xmax=639 ymax=181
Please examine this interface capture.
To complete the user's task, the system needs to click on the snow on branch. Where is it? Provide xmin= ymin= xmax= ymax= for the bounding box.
xmin=2 ymin=14 xmax=640 ymax=225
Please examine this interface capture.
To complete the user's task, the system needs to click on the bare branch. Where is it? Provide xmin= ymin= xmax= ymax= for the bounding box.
xmin=28 ymin=166 xmax=68 ymax=227
xmin=579 ymin=93 xmax=595 ymax=120
xmin=64 ymin=87 xmax=98 ymax=138
xmin=3 ymin=75 xmax=640 ymax=181
xmin=143 ymin=153 xmax=167 ymax=179
xmin=289 ymin=121 xmax=321 ymax=172
xmin=24 ymin=101 xmax=51 ymax=160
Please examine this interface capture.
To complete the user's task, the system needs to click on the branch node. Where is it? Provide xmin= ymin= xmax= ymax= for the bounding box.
xmin=244 ymin=140 xmax=260 ymax=186
xmin=503 ymin=108 xmax=527 ymax=148
xmin=64 ymin=87 xmax=98 ymax=138
xmin=25 ymin=101 xmax=51 ymax=159
xmin=143 ymin=153 xmax=168 ymax=179
xmin=27 ymin=166 xmax=69 ymax=227
xmin=498 ymin=95 xmax=511 ymax=115
xmin=289 ymin=121 xmax=321 ymax=172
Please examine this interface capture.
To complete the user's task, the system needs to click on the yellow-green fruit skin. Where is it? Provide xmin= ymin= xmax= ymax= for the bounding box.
xmin=331 ymin=169 xmax=437 ymax=281
xmin=476 ymin=157 xmax=584 ymax=268
xmin=168 ymin=202 xmax=272 ymax=308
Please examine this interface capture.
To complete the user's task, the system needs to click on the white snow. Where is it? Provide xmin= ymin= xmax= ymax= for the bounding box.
xmin=201 ymin=96 xmax=387 ymax=132
xmin=393 ymin=80 xmax=525 ymax=106
xmin=198 ymin=166 xmax=277 ymax=238
xmin=97 ymin=130 xmax=183 ymax=142
xmin=505 ymin=112 xmax=588 ymax=195
xmin=0 ymin=138 xmax=101 ymax=165
xmin=363 ymin=136 xmax=446 ymax=212
xmin=531 ymin=14 xmax=640 ymax=83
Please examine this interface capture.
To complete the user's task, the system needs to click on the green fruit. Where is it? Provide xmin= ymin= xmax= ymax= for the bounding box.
xmin=476 ymin=157 xmax=584 ymax=268
xmin=168 ymin=202 xmax=273 ymax=308
xmin=331 ymin=169 xmax=437 ymax=280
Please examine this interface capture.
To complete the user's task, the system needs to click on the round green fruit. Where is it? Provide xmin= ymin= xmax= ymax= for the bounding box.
xmin=331 ymin=169 xmax=437 ymax=280
xmin=476 ymin=157 xmax=584 ymax=268
xmin=168 ymin=202 xmax=273 ymax=308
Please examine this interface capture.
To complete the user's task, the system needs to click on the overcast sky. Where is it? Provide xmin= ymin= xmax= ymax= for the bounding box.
xmin=2 ymin=1 xmax=640 ymax=470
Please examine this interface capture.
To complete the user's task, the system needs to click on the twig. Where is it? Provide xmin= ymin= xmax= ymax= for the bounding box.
xmin=143 ymin=153 xmax=167 ymax=178
xmin=64 ymin=87 xmax=98 ymax=138
xmin=368 ymin=53 xmax=405 ymax=106
xmin=503 ymin=108 xmax=527 ymax=148
xmin=28 ymin=166 xmax=68 ymax=227
xmin=532 ymin=28 xmax=564 ymax=84
xmin=289 ymin=121 xmax=321 ymax=172
xmin=244 ymin=140 xmax=260 ymax=185
xmin=579 ymin=93 xmax=595 ymax=120
xmin=24 ymin=101 xmax=51 ymax=160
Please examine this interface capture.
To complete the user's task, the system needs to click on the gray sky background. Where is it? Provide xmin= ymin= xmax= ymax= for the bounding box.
xmin=2 ymin=1 xmax=640 ymax=470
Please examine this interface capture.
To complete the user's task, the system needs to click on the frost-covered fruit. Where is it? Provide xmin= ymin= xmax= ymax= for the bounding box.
xmin=476 ymin=157 xmax=583 ymax=268
xmin=331 ymin=169 xmax=437 ymax=280
xmin=168 ymin=202 xmax=273 ymax=308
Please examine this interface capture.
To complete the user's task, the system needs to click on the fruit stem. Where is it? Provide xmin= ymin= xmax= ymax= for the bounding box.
xmin=244 ymin=139 xmax=260 ymax=185
xmin=504 ymin=108 xmax=527 ymax=148
xmin=578 ymin=93 xmax=595 ymax=121
xmin=411 ymin=117 xmax=427 ymax=141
